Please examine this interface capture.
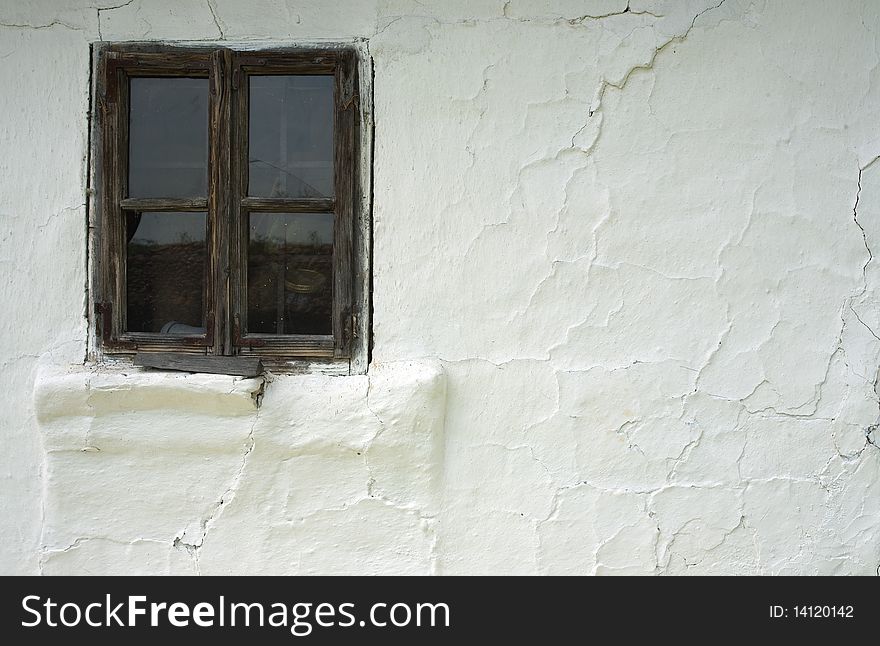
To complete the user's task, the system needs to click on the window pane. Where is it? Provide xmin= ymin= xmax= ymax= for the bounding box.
xmin=129 ymin=77 xmax=209 ymax=198
xmin=248 ymin=76 xmax=334 ymax=198
xmin=248 ymin=212 xmax=333 ymax=335
xmin=126 ymin=212 xmax=206 ymax=334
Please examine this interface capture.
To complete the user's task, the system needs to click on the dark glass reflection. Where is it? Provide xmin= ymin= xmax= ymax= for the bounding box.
xmin=126 ymin=212 xmax=206 ymax=334
xmin=248 ymin=75 xmax=334 ymax=198
xmin=247 ymin=212 xmax=333 ymax=334
xmin=129 ymin=78 xmax=209 ymax=198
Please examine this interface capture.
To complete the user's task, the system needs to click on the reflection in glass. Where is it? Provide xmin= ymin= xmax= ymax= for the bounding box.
xmin=248 ymin=212 xmax=333 ymax=335
xmin=129 ymin=77 xmax=209 ymax=198
xmin=126 ymin=212 xmax=206 ymax=334
xmin=248 ymin=75 xmax=334 ymax=198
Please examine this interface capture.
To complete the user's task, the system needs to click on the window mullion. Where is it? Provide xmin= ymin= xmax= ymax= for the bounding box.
xmin=231 ymin=53 xmax=248 ymax=353
xmin=209 ymin=48 xmax=234 ymax=355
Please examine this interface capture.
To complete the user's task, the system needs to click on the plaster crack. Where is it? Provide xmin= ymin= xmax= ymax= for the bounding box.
xmin=95 ymin=0 xmax=135 ymax=8
xmin=502 ymin=0 xmax=661 ymax=25
xmin=203 ymin=417 xmax=257 ymax=533
xmin=40 ymin=537 xmax=88 ymax=570
xmin=374 ymin=15 xmax=407 ymax=37
xmin=853 ymin=166 xmax=873 ymax=289
xmin=846 ymin=163 xmax=880 ymax=456
xmin=851 ymin=304 xmax=880 ymax=343
xmin=567 ymin=2 xmax=663 ymax=25
xmin=205 ymin=0 xmax=226 ymax=40
xmin=42 ymin=537 xmax=173 ymax=573
xmin=569 ymin=119 xmax=592 ymax=149
xmin=38 ymin=204 xmax=85 ymax=232
xmin=0 ymin=20 xmax=83 ymax=31
xmin=176 ymin=382 xmax=265 ymax=570
xmin=668 ymin=425 xmax=705 ymax=479
xmin=588 ymin=0 xmax=730 ymax=118
xmin=536 ymin=481 xmax=592 ymax=528
xmin=867 ymin=425 xmax=878 ymax=451
xmin=593 ymin=519 xmax=660 ymax=574
xmin=96 ymin=0 xmax=135 ymax=41
xmin=172 ymin=537 xmax=201 ymax=575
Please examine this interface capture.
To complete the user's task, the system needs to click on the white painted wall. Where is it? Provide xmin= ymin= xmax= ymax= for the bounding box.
xmin=2 ymin=0 xmax=879 ymax=575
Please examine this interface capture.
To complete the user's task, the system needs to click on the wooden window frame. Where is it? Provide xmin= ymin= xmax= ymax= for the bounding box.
xmin=91 ymin=43 xmax=369 ymax=374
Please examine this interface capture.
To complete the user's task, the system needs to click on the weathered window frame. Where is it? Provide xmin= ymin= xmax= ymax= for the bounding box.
xmin=90 ymin=43 xmax=370 ymax=374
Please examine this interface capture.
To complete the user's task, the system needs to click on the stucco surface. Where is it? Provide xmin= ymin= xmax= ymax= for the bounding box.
xmin=2 ymin=0 xmax=880 ymax=575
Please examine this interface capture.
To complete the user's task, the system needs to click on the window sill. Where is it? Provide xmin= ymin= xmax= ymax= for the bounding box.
xmin=35 ymin=363 xmax=264 ymax=423
xmin=130 ymin=352 xmax=264 ymax=377
xmin=33 ymin=359 xmax=446 ymax=574
xmin=33 ymin=359 xmax=444 ymax=451
xmin=95 ymin=350 xmax=354 ymax=376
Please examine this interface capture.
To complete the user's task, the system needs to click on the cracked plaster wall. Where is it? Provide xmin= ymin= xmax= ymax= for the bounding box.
xmin=2 ymin=0 xmax=880 ymax=575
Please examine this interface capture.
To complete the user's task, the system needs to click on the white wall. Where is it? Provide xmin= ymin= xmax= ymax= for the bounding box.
xmin=2 ymin=0 xmax=880 ymax=575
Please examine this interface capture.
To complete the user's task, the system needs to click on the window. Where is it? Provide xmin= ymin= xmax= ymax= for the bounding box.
xmin=92 ymin=44 xmax=368 ymax=373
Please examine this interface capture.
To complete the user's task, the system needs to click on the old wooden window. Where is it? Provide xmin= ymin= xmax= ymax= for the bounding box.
xmin=92 ymin=45 xmax=367 ymax=374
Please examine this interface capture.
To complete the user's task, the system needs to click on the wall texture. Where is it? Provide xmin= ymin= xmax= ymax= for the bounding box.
xmin=2 ymin=0 xmax=880 ymax=575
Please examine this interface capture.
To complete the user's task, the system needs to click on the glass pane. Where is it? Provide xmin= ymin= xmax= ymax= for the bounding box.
xmin=248 ymin=75 xmax=334 ymax=198
xmin=129 ymin=77 xmax=209 ymax=198
xmin=126 ymin=212 xmax=206 ymax=334
xmin=248 ymin=212 xmax=333 ymax=335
